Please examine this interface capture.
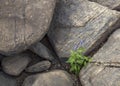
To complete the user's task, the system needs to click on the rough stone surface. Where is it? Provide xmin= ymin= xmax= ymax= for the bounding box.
xmin=80 ymin=29 xmax=120 ymax=86
xmin=25 ymin=60 xmax=51 ymax=73
xmin=30 ymin=42 xmax=55 ymax=61
xmin=23 ymin=70 xmax=74 ymax=86
xmin=90 ymin=0 xmax=120 ymax=10
xmin=0 ymin=72 xmax=17 ymax=86
xmin=2 ymin=54 xmax=31 ymax=76
xmin=0 ymin=0 xmax=56 ymax=55
xmin=48 ymin=0 xmax=120 ymax=58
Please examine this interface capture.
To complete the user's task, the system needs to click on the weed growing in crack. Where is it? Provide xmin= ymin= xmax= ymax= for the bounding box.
xmin=67 ymin=47 xmax=92 ymax=75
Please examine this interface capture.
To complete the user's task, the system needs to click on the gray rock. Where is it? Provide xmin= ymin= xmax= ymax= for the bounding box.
xmin=48 ymin=0 xmax=120 ymax=58
xmin=90 ymin=0 xmax=120 ymax=10
xmin=0 ymin=0 xmax=56 ymax=55
xmin=2 ymin=54 xmax=31 ymax=76
xmin=23 ymin=70 xmax=74 ymax=86
xmin=0 ymin=72 xmax=17 ymax=86
xmin=80 ymin=29 xmax=120 ymax=86
xmin=25 ymin=61 xmax=51 ymax=73
xmin=30 ymin=42 xmax=55 ymax=61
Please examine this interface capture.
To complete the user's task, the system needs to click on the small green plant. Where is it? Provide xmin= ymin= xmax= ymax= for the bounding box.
xmin=67 ymin=47 xmax=91 ymax=75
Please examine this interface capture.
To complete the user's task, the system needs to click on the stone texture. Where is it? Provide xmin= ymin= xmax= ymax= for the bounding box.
xmin=30 ymin=42 xmax=55 ymax=61
xmin=0 ymin=72 xmax=17 ymax=86
xmin=2 ymin=54 xmax=31 ymax=76
xmin=90 ymin=0 xmax=120 ymax=10
xmin=48 ymin=0 xmax=120 ymax=58
xmin=0 ymin=0 xmax=56 ymax=55
xmin=80 ymin=29 xmax=120 ymax=86
xmin=25 ymin=60 xmax=51 ymax=73
xmin=23 ymin=70 xmax=74 ymax=86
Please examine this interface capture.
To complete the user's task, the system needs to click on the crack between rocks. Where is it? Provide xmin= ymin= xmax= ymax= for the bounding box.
xmin=41 ymin=35 xmax=63 ymax=66
xmin=112 ymin=5 xmax=120 ymax=11
xmin=14 ymin=17 xmax=17 ymax=49
xmin=91 ymin=61 xmax=120 ymax=68
xmin=23 ymin=0 xmax=27 ymax=48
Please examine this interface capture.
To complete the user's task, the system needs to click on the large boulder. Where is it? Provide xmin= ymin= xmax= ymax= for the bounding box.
xmin=80 ymin=29 xmax=120 ymax=86
xmin=23 ymin=70 xmax=74 ymax=86
xmin=0 ymin=0 xmax=56 ymax=55
xmin=48 ymin=0 xmax=120 ymax=58
xmin=89 ymin=0 xmax=120 ymax=10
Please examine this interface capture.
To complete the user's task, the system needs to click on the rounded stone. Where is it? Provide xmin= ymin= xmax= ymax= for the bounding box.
xmin=2 ymin=54 xmax=31 ymax=76
xmin=25 ymin=61 xmax=51 ymax=73
xmin=0 ymin=0 xmax=56 ymax=55
xmin=23 ymin=70 xmax=74 ymax=86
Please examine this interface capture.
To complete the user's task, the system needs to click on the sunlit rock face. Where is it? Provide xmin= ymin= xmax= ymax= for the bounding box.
xmin=0 ymin=0 xmax=56 ymax=55
xmin=48 ymin=0 xmax=120 ymax=58
xmin=80 ymin=29 xmax=120 ymax=86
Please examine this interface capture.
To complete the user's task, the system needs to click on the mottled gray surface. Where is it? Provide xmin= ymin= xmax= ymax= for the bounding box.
xmin=23 ymin=70 xmax=74 ymax=86
xmin=30 ymin=42 xmax=55 ymax=61
xmin=90 ymin=0 xmax=120 ymax=10
xmin=80 ymin=29 xmax=120 ymax=86
xmin=2 ymin=54 xmax=31 ymax=76
xmin=48 ymin=0 xmax=120 ymax=58
xmin=0 ymin=0 xmax=56 ymax=55
xmin=0 ymin=72 xmax=17 ymax=86
xmin=25 ymin=61 xmax=51 ymax=73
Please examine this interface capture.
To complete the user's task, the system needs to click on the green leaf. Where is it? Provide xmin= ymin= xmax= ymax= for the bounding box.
xmin=66 ymin=47 xmax=92 ymax=75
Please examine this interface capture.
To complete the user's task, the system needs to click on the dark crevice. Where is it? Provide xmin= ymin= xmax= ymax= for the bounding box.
xmin=76 ymin=75 xmax=82 ymax=86
xmin=40 ymin=35 xmax=63 ymax=66
xmin=14 ymin=17 xmax=17 ymax=48
xmin=113 ymin=5 xmax=120 ymax=11
xmin=23 ymin=0 xmax=27 ymax=48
